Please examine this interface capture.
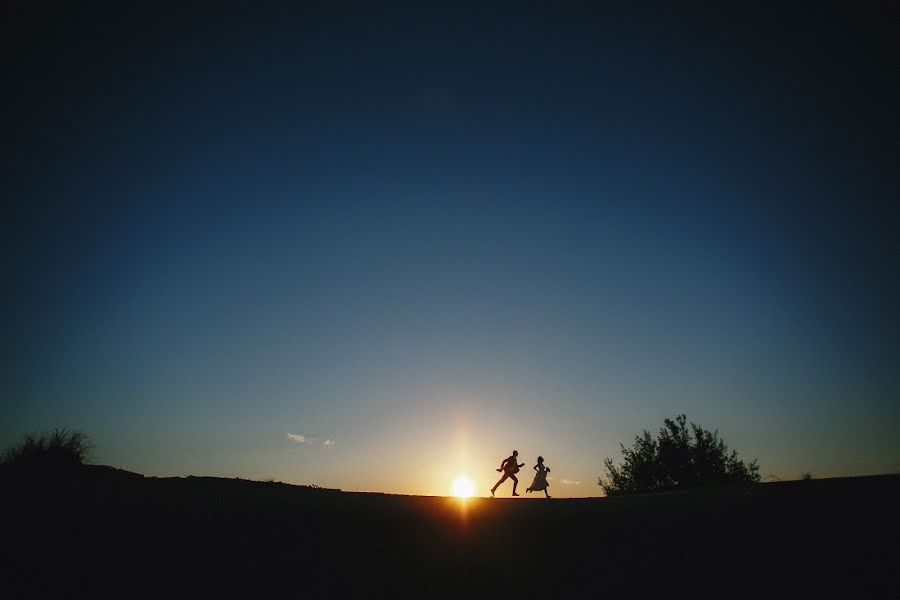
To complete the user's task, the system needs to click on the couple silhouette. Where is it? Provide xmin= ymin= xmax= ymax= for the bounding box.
xmin=490 ymin=450 xmax=551 ymax=498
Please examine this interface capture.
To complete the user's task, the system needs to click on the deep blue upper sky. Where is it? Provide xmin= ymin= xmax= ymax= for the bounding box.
xmin=3 ymin=2 xmax=898 ymax=494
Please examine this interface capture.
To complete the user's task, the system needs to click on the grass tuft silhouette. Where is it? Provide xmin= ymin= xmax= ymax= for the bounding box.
xmin=2 ymin=428 xmax=93 ymax=468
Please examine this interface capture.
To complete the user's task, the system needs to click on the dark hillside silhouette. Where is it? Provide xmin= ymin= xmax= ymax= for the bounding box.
xmin=1 ymin=463 xmax=897 ymax=597
xmin=600 ymin=414 xmax=760 ymax=495
xmin=0 ymin=429 xmax=896 ymax=596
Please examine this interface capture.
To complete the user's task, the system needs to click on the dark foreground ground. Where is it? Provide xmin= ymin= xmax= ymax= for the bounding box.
xmin=2 ymin=467 xmax=898 ymax=598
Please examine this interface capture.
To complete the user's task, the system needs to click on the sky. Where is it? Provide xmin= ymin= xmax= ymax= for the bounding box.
xmin=3 ymin=2 xmax=898 ymax=497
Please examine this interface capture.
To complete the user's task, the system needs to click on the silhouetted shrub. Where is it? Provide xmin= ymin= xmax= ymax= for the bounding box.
xmin=2 ymin=429 xmax=93 ymax=468
xmin=599 ymin=415 xmax=759 ymax=495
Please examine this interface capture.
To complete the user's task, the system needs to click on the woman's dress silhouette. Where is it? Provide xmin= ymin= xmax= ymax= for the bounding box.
xmin=526 ymin=457 xmax=550 ymax=497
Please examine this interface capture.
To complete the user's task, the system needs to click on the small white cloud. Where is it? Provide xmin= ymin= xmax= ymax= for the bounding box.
xmin=287 ymin=433 xmax=307 ymax=443
xmin=561 ymin=479 xmax=581 ymax=486
xmin=323 ymin=439 xmax=334 ymax=447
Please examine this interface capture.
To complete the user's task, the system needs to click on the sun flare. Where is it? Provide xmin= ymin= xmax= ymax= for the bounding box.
xmin=451 ymin=475 xmax=475 ymax=498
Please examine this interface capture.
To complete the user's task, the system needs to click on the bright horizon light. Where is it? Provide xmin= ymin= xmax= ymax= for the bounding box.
xmin=451 ymin=475 xmax=475 ymax=499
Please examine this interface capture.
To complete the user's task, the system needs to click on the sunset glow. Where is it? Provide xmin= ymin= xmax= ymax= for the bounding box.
xmin=451 ymin=475 xmax=475 ymax=499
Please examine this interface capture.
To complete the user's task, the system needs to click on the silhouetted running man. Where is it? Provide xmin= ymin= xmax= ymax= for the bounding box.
xmin=491 ymin=450 xmax=525 ymax=497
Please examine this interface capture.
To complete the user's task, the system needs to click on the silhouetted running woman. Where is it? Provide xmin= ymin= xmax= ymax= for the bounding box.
xmin=526 ymin=456 xmax=551 ymax=498
xmin=491 ymin=450 xmax=525 ymax=497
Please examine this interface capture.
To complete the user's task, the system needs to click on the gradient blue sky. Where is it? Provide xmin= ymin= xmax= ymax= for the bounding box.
xmin=4 ymin=2 xmax=898 ymax=496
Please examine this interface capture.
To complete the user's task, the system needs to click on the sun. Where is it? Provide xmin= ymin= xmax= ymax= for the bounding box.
xmin=451 ymin=475 xmax=475 ymax=498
